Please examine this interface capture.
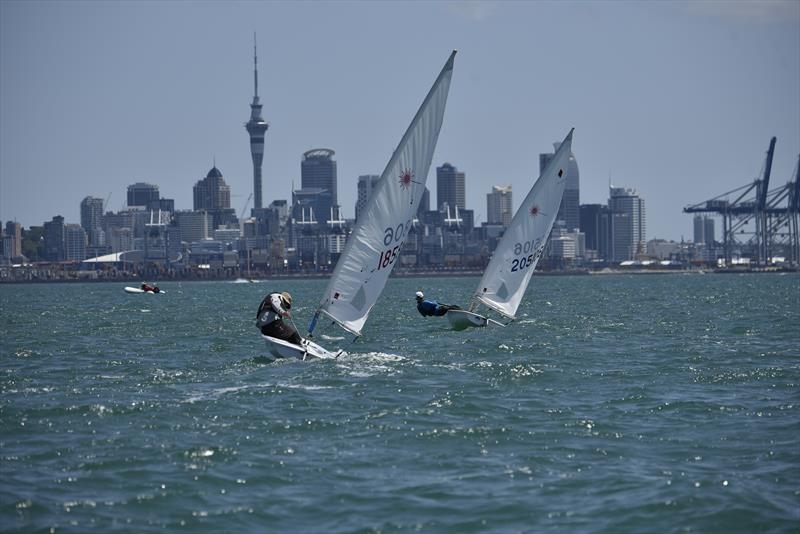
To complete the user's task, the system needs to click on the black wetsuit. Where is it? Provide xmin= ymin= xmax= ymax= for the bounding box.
xmin=256 ymin=293 xmax=302 ymax=345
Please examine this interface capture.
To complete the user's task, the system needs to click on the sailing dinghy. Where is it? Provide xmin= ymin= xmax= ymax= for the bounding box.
xmin=263 ymin=51 xmax=456 ymax=360
xmin=446 ymin=128 xmax=574 ymax=331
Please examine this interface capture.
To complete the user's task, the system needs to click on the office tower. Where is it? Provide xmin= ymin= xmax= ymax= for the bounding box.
xmin=3 ymin=221 xmax=22 ymax=259
xmin=174 ymin=210 xmax=211 ymax=244
xmin=356 ymin=174 xmax=380 ymax=221
xmin=540 ymin=142 xmax=580 ymax=231
xmin=80 ymin=196 xmax=105 ymax=246
xmin=436 ymin=163 xmax=465 ymax=211
xmin=704 ymin=217 xmax=715 ymax=245
xmin=148 ymin=198 xmax=175 ymax=212
xmin=487 ymin=185 xmax=513 ymax=227
xmin=43 ymin=215 xmax=65 ymax=261
xmin=292 ymin=188 xmax=333 ymax=226
xmin=609 ymin=187 xmax=646 ymax=262
xmin=64 ymin=224 xmax=87 ymax=261
xmin=127 ymin=183 xmax=160 ymax=208
xmin=301 ymin=149 xmax=337 ymax=207
xmin=193 ymin=166 xmax=237 ymax=229
xmin=693 ymin=215 xmax=704 ymax=243
xmin=579 ymin=203 xmax=613 ymax=259
xmin=246 ymin=35 xmax=269 ymax=210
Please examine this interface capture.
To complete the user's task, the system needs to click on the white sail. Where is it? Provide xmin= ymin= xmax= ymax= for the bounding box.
xmin=472 ymin=128 xmax=574 ymax=320
xmin=314 ymin=51 xmax=456 ymax=336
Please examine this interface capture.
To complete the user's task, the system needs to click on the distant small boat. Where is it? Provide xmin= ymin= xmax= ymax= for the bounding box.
xmin=124 ymin=286 xmax=165 ymax=294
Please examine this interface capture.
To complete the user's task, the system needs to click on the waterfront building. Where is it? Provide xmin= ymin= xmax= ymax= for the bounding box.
xmin=540 ymin=142 xmax=580 ymax=231
xmin=64 ymin=224 xmax=87 ymax=261
xmin=693 ymin=215 xmax=715 ymax=245
xmin=3 ymin=221 xmax=22 ymax=260
xmin=580 ymin=203 xmax=612 ymax=260
xmin=487 ymin=185 xmax=513 ymax=227
xmin=245 ymin=36 xmax=269 ymax=210
xmin=301 ymin=149 xmax=338 ymax=207
xmin=109 ymin=227 xmax=133 ymax=253
xmin=80 ymin=196 xmax=105 ymax=246
xmin=609 ymin=186 xmax=646 ymax=262
xmin=174 ymin=210 xmax=211 ymax=244
xmin=127 ymin=182 xmax=159 ymax=208
xmin=148 ymin=198 xmax=175 ymax=213
xmin=436 ymin=163 xmax=465 ymax=211
xmin=292 ymin=188 xmax=333 ymax=228
xmin=43 ymin=216 xmax=65 ymax=261
xmin=193 ymin=166 xmax=237 ymax=230
xmin=647 ymin=239 xmax=681 ymax=260
xmin=213 ymin=227 xmax=241 ymax=245
xmin=356 ymin=174 xmax=380 ymax=221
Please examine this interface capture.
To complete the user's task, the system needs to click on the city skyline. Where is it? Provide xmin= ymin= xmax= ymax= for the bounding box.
xmin=1 ymin=1 xmax=798 ymax=240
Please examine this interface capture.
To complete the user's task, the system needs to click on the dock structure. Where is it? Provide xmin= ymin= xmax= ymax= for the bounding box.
xmin=684 ymin=137 xmax=800 ymax=267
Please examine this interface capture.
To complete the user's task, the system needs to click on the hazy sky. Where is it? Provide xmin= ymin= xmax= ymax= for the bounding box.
xmin=1 ymin=0 xmax=798 ymax=240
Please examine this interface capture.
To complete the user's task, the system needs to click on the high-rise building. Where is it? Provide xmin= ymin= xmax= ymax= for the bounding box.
xmin=693 ymin=215 xmax=715 ymax=245
xmin=64 ymin=224 xmax=87 ymax=261
xmin=609 ymin=187 xmax=646 ymax=262
xmin=245 ymin=35 xmax=269 ymax=210
xmin=80 ymin=196 xmax=105 ymax=246
xmin=127 ymin=183 xmax=159 ymax=208
xmin=193 ymin=166 xmax=237 ymax=230
xmin=436 ymin=163 xmax=465 ymax=211
xmin=174 ymin=210 xmax=211 ymax=244
xmin=292 ymin=188 xmax=333 ymax=226
xmin=579 ymin=203 xmax=612 ymax=259
xmin=301 ymin=149 xmax=337 ymax=207
xmin=43 ymin=215 xmax=65 ymax=261
xmin=356 ymin=174 xmax=380 ymax=221
xmin=2 ymin=221 xmax=22 ymax=260
xmin=540 ymin=142 xmax=580 ymax=231
xmin=487 ymin=185 xmax=513 ymax=227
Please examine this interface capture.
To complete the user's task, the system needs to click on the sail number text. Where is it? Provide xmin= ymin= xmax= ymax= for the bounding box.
xmin=376 ymin=220 xmax=413 ymax=271
xmin=511 ymin=238 xmax=544 ymax=272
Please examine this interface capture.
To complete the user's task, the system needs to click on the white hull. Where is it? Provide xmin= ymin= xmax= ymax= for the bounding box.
xmin=446 ymin=309 xmax=488 ymax=331
xmin=262 ymin=335 xmax=340 ymax=361
xmin=124 ymin=287 xmax=164 ymax=294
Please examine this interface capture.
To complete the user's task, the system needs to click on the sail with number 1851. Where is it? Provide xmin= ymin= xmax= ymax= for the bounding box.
xmin=313 ymin=50 xmax=456 ymax=337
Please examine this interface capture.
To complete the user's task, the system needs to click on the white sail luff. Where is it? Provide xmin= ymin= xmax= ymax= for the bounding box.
xmin=316 ymin=51 xmax=456 ymax=336
xmin=473 ymin=128 xmax=574 ymax=320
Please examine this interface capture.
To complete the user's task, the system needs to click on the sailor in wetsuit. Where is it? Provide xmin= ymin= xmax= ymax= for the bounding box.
xmin=256 ymin=291 xmax=302 ymax=345
xmin=415 ymin=291 xmax=460 ymax=317
xmin=141 ymin=283 xmax=160 ymax=293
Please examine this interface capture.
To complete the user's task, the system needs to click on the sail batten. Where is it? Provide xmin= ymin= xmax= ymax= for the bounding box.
xmin=314 ymin=51 xmax=456 ymax=336
xmin=472 ymin=128 xmax=574 ymax=319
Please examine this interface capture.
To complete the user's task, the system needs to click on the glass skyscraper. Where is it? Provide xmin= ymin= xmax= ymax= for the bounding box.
xmin=301 ymin=149 xmax=338 ymax=207
xmin=609 ymin=187 xmax=646 ymax=262
xmin=436 ymin=162 xmax=465 ymax=211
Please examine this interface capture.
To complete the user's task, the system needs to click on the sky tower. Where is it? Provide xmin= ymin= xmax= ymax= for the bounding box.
xmin=246 ymin=34 xmax=269 ymax=210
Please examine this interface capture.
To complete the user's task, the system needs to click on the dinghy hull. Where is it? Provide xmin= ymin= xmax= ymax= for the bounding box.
xmin=262 ymin=335 xmax=339 ymax=361
xmin=446 ymin=310 xmax=488 ymax=331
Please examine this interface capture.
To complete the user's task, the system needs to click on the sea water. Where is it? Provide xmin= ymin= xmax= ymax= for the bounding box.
xmin=1 ymin=274 xmax=798 ymax=532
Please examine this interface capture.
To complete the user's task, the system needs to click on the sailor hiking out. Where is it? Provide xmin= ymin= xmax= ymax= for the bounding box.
xmin=256 ymin=291 xmax=302 ymax=345
xmin=415 ymin=291 xmax=461 ymax=317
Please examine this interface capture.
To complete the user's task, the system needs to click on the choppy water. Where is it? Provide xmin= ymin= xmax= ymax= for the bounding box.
xmin=1 ymin=274 xmax=799 ymax=532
